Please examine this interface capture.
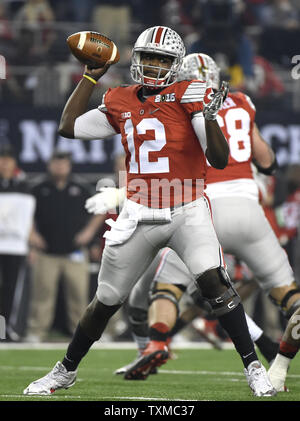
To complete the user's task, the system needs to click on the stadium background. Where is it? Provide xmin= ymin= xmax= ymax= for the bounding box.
xmin=0 ymin=0 xmax=300 ymax=344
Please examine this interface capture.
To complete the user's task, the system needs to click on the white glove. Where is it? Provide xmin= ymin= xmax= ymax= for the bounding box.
xmin=85 ymin=187 xmax=126 ymax=214
xmin=203 ymin=81 xmax=229 ymax=121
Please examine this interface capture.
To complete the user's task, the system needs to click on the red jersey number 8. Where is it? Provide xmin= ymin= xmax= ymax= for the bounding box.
xmin=216 ymin=107 xmax=252 ymax=163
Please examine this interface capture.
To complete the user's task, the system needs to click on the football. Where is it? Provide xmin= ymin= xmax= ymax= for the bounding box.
xmin=66 ymin=31 xmax=120 ymax=68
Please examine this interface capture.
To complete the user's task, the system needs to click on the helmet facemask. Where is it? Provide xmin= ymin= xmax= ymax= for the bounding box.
xmin=131 ymin=50 xmax=181 ymax=88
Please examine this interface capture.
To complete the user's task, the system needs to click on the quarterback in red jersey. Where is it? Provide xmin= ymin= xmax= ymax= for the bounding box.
xmin=24 ymin=27 xmax=274 ymax=398
xmin=99 ymin=80 xmax=212 ymax=208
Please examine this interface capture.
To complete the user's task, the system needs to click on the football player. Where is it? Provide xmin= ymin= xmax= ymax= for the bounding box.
xmin=23 ymin=27 xmax=275 ymax=397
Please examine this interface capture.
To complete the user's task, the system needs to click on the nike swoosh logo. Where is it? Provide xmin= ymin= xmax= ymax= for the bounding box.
xmin=150 ymin=108 xmax=160 ymax=115
xmin=242 ymin=352 xmax=253 ymax=359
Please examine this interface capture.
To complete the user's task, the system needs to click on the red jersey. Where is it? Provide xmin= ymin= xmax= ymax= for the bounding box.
xmin=101 ymin=81 xmax=212 ymax=208
xmin=206 ymin=92 xmax=256 ymax=184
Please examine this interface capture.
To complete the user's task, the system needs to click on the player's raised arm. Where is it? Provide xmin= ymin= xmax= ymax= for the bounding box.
xmin=203 ymin=82 xmax=229 ymax=169
xmin=58 ymin=63 xmax=112 ymax=138
xmin=191 ymin=82 xmax=229 ymax=169
xmin=251 ymin=123 xmax=277 ymax=175
xmin=59 ymin=32 xmax=120 ymax=139
xmin=204 ymin=120 xmax=229 ymax=170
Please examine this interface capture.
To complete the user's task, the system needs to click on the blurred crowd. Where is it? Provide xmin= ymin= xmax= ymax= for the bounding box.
xmin=0 ymin=0 xmax=299 ymax=108
xmin=0 ymin=0 xmax=299 ymax=343
xmin=0 ymin=143 xmax=127 ymax=342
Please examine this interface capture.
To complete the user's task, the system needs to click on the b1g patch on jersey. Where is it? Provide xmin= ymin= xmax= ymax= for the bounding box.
xmin=121 ymin=111 xmax=131 ymax=119
xmin=154 ymin=93 xmax=176 ymax=103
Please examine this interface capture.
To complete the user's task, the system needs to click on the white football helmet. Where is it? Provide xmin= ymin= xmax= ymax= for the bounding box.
xmin=178 ymin=53 xmax=220 ymax=90
xmin=130 ymin=26 xmax=186 ymax=88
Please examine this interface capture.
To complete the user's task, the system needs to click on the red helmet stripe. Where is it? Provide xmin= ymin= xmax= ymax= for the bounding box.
xmin=198 ymin=54 xmax=205 ymax=68
xmin=154 ymin=27 xmax=164 ymax=44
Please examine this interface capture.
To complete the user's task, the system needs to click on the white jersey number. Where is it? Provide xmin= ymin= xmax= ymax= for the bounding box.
xmin=217 ymin=107 xmax=251 ymax=163
xmin=124 ymin=118 xmax=169 ymax=174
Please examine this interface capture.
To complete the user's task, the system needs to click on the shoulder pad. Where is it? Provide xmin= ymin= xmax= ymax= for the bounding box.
xmin=243 ymin=94 xmax=256 ymax=111
xmin=98 ymin=104 xmax=107 ymax=112
xmin=232 ymin=91 xmax=256 ymax=111
xmin=180 ymin=80 xmax=207 ymax=104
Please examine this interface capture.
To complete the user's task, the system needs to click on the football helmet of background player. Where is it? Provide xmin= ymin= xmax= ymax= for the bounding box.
xmin=130 ymin=26 xmax=185 ymax=88
xmin=178 ymin=53 xmax=220 ymax=90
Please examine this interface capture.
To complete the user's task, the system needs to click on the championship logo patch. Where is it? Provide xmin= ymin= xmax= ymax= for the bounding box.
xmin=154 ymin=93 xmax=176 ymax=103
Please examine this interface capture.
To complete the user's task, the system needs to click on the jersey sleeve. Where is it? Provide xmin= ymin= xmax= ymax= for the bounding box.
xmin=179 ymin=80 xmax=213 ymax=115
xmin=237 ymin=92 xmax=256 ymax=119
xmin=243 ymin=93 xmax=256 ymax=112
xmin=74 ymin=109 xmax=117 ymax=140
xmin=97 ymin=88 xmax=121 ymax=134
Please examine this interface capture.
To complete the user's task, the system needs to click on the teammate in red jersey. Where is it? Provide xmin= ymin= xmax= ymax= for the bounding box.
xmin=193 ymin=54 xmax=300 ymax=392
xmin=24 ymin=27 xmax=275 ymax=397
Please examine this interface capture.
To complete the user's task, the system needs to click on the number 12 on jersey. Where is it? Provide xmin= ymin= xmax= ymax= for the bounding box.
xmin=124 ymin=118 xmax=170 ymax=174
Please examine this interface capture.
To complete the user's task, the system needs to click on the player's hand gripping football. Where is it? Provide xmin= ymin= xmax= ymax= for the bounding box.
xmin=203 ymin=81 xmax=229 ymax=121
xmin=83 ymin=61 xmax=113 ymax=82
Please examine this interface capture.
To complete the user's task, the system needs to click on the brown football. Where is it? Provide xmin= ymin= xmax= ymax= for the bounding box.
xmin=66 ymin=31 xmax=120 ymax=68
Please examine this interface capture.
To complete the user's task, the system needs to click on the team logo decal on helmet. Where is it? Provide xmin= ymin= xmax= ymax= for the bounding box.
xmin=178 ymin=53 xmax=220 ymax=90
xmin=130 ymin=26 xmax=186 ymax=88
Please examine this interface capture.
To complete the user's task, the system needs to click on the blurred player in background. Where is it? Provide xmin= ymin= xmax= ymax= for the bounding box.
xmin=0 ymin=144 xmax=35 ymax=341
xmin=268 ymin=167 xmax=300 ymax=392
xmin=25 ymin=150 xmax=104 ymax=343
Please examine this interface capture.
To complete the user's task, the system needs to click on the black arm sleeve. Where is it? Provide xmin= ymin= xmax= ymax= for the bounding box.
xmin=252 ymin=156 xmax=278 ymax=176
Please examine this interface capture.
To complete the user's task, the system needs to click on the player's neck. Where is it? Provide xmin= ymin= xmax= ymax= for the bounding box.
xmin=141 ymin=86 xmax=164 ymax=98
